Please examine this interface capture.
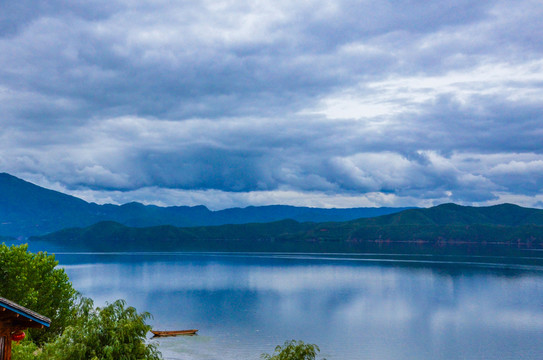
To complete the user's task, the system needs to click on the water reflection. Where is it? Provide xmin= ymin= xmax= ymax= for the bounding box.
xmin=57 ymin=253 xmax=543 ymax=360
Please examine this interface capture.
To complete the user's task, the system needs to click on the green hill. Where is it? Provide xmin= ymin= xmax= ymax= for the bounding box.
xmin=352 ymin=203 xmax=543 ymax=226
xmin=32 ymin=203 xmax=543 ymax=254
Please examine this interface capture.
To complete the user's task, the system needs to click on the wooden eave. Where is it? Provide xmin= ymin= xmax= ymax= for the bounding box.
xmin=0 ymin=297 xmax=51 ymax=329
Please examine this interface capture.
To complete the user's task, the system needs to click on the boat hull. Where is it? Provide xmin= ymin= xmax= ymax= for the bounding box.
xmin=151 ymin=329 xmax=198 ymax=337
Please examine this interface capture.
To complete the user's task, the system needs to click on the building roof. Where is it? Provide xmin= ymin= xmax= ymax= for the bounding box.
xmin=0 ymin=297 xmax=51 ymax=328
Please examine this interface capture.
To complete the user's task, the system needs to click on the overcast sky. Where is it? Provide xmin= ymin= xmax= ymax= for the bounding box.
xmin=1 ymin=0 xmax=542 ymax=209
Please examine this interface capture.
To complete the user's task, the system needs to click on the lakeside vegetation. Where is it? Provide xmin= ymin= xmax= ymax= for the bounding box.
xmin=261 ymin=340 xmax=325 ymax=360
xmin=0 ymin=244 xmax=161 ymax=360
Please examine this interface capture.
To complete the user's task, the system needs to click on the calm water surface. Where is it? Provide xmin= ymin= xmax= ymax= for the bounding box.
xmin=54 ymin=252 xmax=543 ymax=360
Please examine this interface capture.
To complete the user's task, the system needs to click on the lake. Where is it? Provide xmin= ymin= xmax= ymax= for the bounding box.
xmin=53 ymin=252 xmax=543 ymax=360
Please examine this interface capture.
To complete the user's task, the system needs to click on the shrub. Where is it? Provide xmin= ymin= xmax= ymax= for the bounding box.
xmin=261 ymin=340 xmax=325 ymax=360
xmin=40 ymin=298 xmax=161 ymax=360
xmin=1 ymin=244 xmax=161 ymax=360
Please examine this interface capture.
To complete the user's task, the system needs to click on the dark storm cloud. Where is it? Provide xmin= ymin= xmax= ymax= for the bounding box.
xmin=0 ymin=0 xmax=119 ymax=37
xmin=1 ymin=0 xmax=543 ymax=208
xmin=0 ymin=0 xmax=503 ymax=123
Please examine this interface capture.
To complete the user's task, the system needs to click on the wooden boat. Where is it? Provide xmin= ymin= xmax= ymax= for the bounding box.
xmin=151 ymin=329 xmax=198 ymax=337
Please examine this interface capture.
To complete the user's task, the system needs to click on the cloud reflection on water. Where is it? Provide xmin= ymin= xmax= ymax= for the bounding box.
xmin=61 ymin=254 xmax=543 ymax=360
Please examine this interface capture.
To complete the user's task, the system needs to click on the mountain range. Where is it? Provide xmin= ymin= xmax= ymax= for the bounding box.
xmin=3 ymin=172 xmax=543 ymax=255
xmin=33 ymin=203 xmax=543 ymax=254
xmin=0 ymin=172 xmax=409 ymax=238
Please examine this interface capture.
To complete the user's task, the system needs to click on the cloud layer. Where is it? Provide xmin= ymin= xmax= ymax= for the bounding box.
xmin=1 ymin=0 xmax=543 ymax=209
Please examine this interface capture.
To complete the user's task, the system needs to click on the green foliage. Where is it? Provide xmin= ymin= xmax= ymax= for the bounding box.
xmin=12 ymin=297 xmax=161 ymax=360
xmin=11 ymin=340 xmax=41 ymax=360
xmin=39 ymin=298 xmax=161 ymax=360
xmin=261 ymin=340 xmax=325 ymax=360
xmin=1 ymin=244 xmax=161 ymax=360
xmin=0 ymin=243 xmax=77 ymax=344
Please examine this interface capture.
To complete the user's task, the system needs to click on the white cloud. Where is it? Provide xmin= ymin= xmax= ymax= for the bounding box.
xmin=310 ymin=59 xmax=543 ymax=121
xmin=489 ymin=160 xmax=543 ymax=175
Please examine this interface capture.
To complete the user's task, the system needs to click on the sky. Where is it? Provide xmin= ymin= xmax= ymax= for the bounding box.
xmin=1 ymin=0 xmax=543 ymax=210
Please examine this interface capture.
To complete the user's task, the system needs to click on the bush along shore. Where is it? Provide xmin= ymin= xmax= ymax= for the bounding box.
xmin=0 ymin=244 xmax=161 ymax=360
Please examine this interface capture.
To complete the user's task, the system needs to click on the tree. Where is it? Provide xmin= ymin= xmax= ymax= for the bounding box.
xmin=261 ymin=340 xmax=325 ymax=360
xmin=39 ymin=298 xmax=161 ymax=360
xmin=13 ymin=298 xmax=161 ymax=360
xmin=1 ymin=244 xmax=161 ymax=360
xmin=0 ymin=244 xmax=77 ymax=344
